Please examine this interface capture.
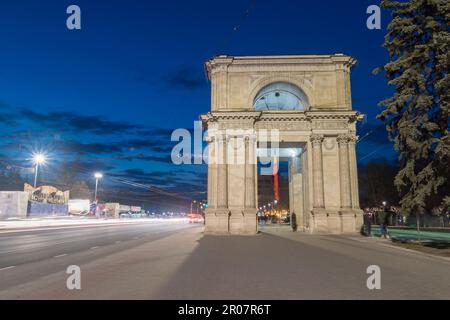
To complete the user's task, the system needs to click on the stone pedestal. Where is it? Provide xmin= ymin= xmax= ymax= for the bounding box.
xmin=311 ymin=209 xmax=363 ymax=234
xmin=229 ymin=209 xmax=257 ymax=235
xmin=311 ymin=209 xmax=328 ymax=233
xmin=340 ymin=209 xmax=363 ymax=233
xmin=204 ymin=209 xmax=230 ymax=235
xmin=327 ymin=212 xmax=341 ymax=234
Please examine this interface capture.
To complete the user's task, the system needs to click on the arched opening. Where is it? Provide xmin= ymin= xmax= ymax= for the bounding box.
xmin=256 ymin=143 xmax=307 ymax=231
xmin=253 ymin=82 xmax=309 ymax=111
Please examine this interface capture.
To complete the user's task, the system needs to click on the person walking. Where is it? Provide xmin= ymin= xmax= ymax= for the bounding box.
xmin=378 ymin=207 xmax=390 ymax=239
xmin=291 ymin=212 xmax=298 ymax=232
xmin=363 ymin=211 xmax=373 ymax=237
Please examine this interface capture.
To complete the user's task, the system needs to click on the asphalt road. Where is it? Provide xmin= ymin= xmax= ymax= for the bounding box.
xmin=0 ymin=220 xmax=196 ymax=296
xmin=1 ymin=222 xmax=449 ymax=299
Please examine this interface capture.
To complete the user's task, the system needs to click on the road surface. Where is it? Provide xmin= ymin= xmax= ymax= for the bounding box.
xmin=0 ymin=222 xmax=449 ymax=299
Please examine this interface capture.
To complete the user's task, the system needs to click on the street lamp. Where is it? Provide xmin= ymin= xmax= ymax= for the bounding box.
xmin=32 ymin=153 xmax=46 ymax=188
xmin=190 ymin=200 xmax=196 ymax=214
xmin=94 ymin=172 xmax=103 ymax=201
xmin=274 ymin=199 xmax=280 ymax=223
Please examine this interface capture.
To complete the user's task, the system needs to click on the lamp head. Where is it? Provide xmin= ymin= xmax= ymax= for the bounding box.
xmin=33 ymin=153 xmax=46 ymax=165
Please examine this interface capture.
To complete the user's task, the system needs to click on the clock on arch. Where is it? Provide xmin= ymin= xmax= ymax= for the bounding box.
xmin=253 ymin=82 xmax=309 ymax=111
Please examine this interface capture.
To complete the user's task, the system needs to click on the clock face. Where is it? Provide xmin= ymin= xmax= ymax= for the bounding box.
xmin=253 ymin=82 xmax=308 ymax=111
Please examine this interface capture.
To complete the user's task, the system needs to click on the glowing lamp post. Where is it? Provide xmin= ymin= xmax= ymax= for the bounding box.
xmin=94 ymin=172 xmax=103 ymax=201
xmin=32 ymin=154 xmax=46 ymax=188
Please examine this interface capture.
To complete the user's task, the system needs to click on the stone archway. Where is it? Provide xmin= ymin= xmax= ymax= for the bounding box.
xmin=201 ymin=54 xmax=364 ymax=235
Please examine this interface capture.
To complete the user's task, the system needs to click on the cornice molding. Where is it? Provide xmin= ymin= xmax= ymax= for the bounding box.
xmin=306 ymin=111 xmax=364 ymax=122
xmin=201 ymin=111 xmax=364 ymax=123
xmin=205 ymin=54 xmax=357 ymax=79
xmin=201 ymin=111 xmax=262 ymax=122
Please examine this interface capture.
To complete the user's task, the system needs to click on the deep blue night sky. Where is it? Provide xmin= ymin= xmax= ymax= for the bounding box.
xmin=0 ymin=0 xmax=396 ymax=208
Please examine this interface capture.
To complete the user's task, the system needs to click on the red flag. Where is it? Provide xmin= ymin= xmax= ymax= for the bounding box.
xmin=273 ymin=160 xmax=280 ymax=201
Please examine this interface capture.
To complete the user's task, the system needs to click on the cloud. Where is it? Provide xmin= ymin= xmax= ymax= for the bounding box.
xmin=137 ymin=128 xmax=173 ymax=137
xmin=52 ymin=159 xmax=116 ymax=176
xmin=53 ymin=140 xmax=122 ymax=154
xmin=121 ymin=139 xmax=174 ymax=153
xmin=110 ymin=167 xmax=206 ymax=194
xmin=20 ymin=109 xmax=141 ymax=135
xmin=0 ymin=107 xmax=19 ymax=125
xmin=124 ymin=153 xmax=173 ymax=164
xmin=0 ymin=105 xmax=178 ymax=155
xmin=111 ymin=168 xmax=173 ymax=185
xmin=0 ymin=103 xmax=206 ymax=202
xmin=164 ymin=66 xmax=206 ymax=90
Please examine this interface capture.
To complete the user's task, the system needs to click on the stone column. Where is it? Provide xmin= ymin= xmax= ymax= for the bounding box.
xmin=241 ymin=134 xmax=257 ymax=234
xmin=204 ymin=133 xmax=230 ymax=235
xmin=206 ymin=136 xmax=217 ymax=209
xmin=217 ymin=134 xmax=228 ymax=208
xmin=348 ymin=135 xmax=360 ymax=209
xmin=288 ymin=160 xmax=294 ymax=219
xmin=289 ymin=156 xmax=303 ymax=230
xmin=310 ymin=134 xmax=325 ymax=208
xmin=337 ymin=134 xmax=351 ymax=209
xmin=244 ymin=135 xmax=256 ymax=208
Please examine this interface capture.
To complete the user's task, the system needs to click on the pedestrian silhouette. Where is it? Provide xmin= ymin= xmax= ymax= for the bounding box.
xmin=291 ymin=212 xmax=298 ymax=232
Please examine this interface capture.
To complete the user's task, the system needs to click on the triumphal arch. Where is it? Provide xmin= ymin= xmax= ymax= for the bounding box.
xmin=201 ymin=54 xmax=364 ymax=235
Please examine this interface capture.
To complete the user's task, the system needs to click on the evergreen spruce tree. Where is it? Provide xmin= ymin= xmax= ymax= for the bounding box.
xmin=375 ymin=0 xmax=449 ymax=217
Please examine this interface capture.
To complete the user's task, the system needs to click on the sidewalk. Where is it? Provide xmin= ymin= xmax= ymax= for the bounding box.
xmin=260 ymin=224 xmax=450 ymax=261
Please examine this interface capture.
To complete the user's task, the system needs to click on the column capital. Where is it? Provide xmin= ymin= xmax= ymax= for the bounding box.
xmin=348 ymin=134 xmax=358 ymax=145
xmin=337 ymin=134 xmax=351 ymax=145
xmin=310 ymin=134 xmax=324 ymax=146
xmin=244 ymin=134 xmax=257 ymax=142
xmin=216 ymin=134 xmax=228 ymax=142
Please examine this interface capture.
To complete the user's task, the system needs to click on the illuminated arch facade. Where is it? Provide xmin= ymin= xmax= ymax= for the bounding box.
xmin=201 ymin=54 xmax=364 ymax=235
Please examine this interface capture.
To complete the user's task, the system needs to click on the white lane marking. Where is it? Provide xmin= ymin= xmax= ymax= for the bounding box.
xmin=133 ymin=237 xmax=138 ymax=240
xmin=115 ymin=241 xmax=122 ymax=244
xmin=90 ymin=246 xmax=99 ymax=249
xmin=0 ymin=266 xmax=16 ymax=271
xmin=54 ymin=254 xmax=67 ymax=258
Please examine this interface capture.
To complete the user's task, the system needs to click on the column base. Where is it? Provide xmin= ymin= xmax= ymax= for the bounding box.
xmin=310 ymin=208 xmax=328 ymax=233
xmin=205 ymin=208 xmax=258 ymax=235
xmin=310 ymin=208 xmax=363 ymax=234
xmin=339 ymin=209 xmax=363 ymax=234
xmin=229 ymin=209 xmax=257 ymax=235
xmin=204 ymin=208 xmax=230 ymax=235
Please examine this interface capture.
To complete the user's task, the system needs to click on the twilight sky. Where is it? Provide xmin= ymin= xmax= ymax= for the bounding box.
xmin=0 ymin=0 xmax=395 ymax=210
